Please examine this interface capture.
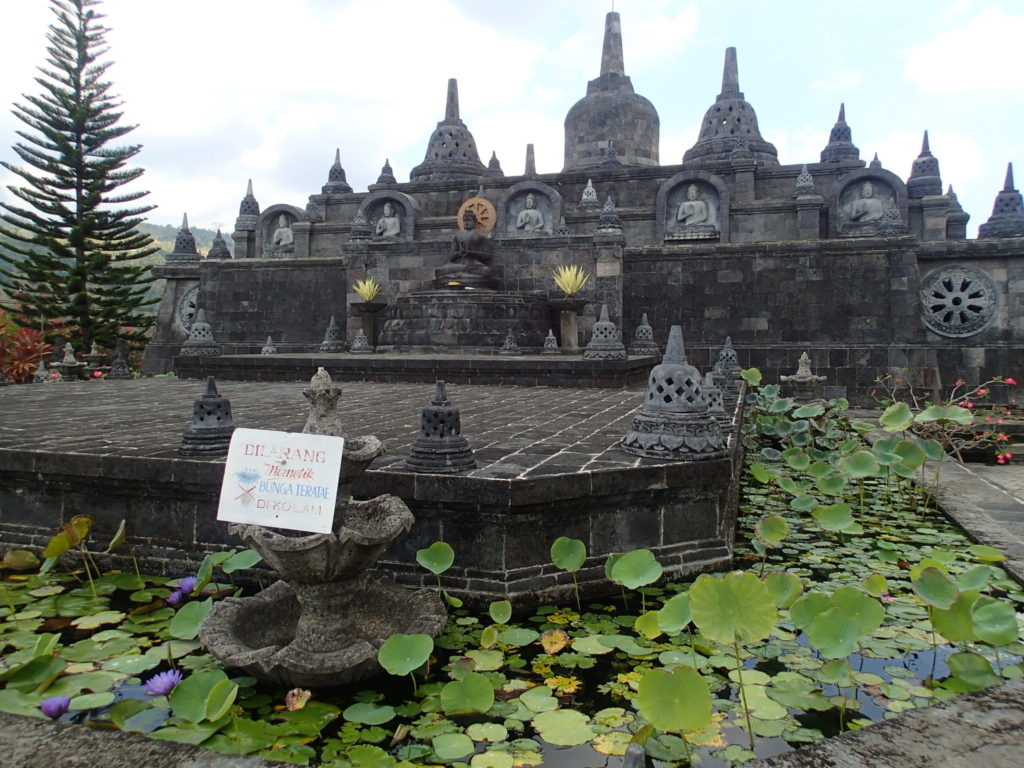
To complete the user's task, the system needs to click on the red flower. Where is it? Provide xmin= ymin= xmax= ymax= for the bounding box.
xmin=1005 ymin=377 xmax=1018 ymax=386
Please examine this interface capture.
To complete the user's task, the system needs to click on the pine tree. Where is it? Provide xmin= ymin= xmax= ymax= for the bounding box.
xmin=0 ymin=0 xmax=158 ymax=350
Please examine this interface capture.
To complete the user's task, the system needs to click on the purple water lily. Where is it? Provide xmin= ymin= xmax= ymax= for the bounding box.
xmin=40 ymin=695 xmax=70 ymax=719
xmin=176 ymin=575 xmax=198 ymax=595
xmin=143 ymin=669 xmax=184 ymax=696
xmin=165 ymin=590 xmax=183 ymax=606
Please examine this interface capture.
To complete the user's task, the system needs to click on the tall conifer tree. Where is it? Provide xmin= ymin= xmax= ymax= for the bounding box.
xmin=0 ymin=0 xmax=158 ymax=349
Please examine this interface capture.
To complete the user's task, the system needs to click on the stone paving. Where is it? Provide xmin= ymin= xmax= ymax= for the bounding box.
xmin=0 ymin=377 xmax=655 ymax=477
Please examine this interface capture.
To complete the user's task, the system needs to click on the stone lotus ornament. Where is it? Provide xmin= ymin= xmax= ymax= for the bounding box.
xmin=201 ymin=369 xmax=443 ymax=688
xmin=621 ymin=326 xmax=727 ymax=461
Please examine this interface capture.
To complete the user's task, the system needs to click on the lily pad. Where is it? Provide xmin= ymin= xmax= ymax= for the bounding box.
xmin=609 ymin=549 xmax=663 ymax=590
xmin=432 ymin=732 xmax=474 ymax=761
xmin=550 ymin=537 xmax=586 ymax=572
xmin=531 ymin=709 xmax=595 ymax=746
xmin=638 ymin=666 xmax=712 ymax=733
xmin=377 ymin=634 xmax=433 ymax=677
xmin=343 ymin=702 xmax=396 ymax=725
xmin=416 ymin=542 xmax=455 ymax=575
xmin=689 ymin=572 xmax=777 ymax=644
xmin=441 ymin=671 xmax=494 ymax=715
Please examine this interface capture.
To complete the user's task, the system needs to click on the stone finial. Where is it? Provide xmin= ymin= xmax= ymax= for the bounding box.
xmin=781 ymin=351 xmax=827 ymax=404
xmin=180 ymin=309 xmax=221 ymax=356
xmin=485 ymin=150 xmax=504 ymax=178
xmin=302 ymin=367 xmax=345 ymax=437
xmin=580 ymin=179 xmax=600 ymax=208
xmin=717 ymin=336 xmax=741 ymax=376
xmin=907 ymin=130 xmax=943 ymax=198
xmin=348 ymin=212 xmax=372 ymax=242
xmin=554 ymin=216 xmax=570 ymax=236
xmin=405 ymin=381 xmax=476 ymax=474
xmin=167 ymin=213 xmax=200 ymax=262
xmin=583 ymin=304 xmax=627 ymax=360
xmin=261 ymin=336 xmax=277 ymax=355
xmin=541 ymin=329 xmax=561 ymax=355
xmin=628 ymin=312 xmax=660 ymax=356
xmin=319 ymin=315 xmax=345 ymax=353
xmin=323 ymin=148 xmax=353 ymax=194
xmin=820 ymin=103 xmax=860 ymax=163
xmin=601 ymin=142 xmax=621 ymax=167
xmin=979 ymin=162 xmax=1024 ymax=238
xmin=683 ymin=47 xmax=778 ymax=167
xmin=207 ymin=229 xmax=231 ymax=259
xmin=945 ymin=184 xmax=970 ymax=239
xmin=524 ymin=143 xmax=536 ymax=176
xmin=793 ymin=164 xmax=816 ymax=197
xmin=597 ymin=195 xmax=623 ymax=233
xmin=869 ymin=152 xmax=882 ymax=169
xmin=33 ymin=358 xmax=53 ymax=383
xmin=621 ymin=325 xmax=727 ymax=460
xmin=62 ymin=343 xmax=78 ymax=365
xmin=703 ymin=371 xmax=726 ymax=412
xmin=349 ymin=328 xmax=372 ymax=354
xmin=302 ymin=199 xmax=322 ymax=223
xmin=376 ymin=158 xmax=397 ymax=185
xmin=235 ymin=180 xmax=260 ymax=231
xmin=600 ymin=11 xmax=625 ymax=77
xmin=107 ymin=338 xmax=131 ymax=379
xmin=498 ymin=329 xmax=521 ymax=355
xmin=179 ymin=377 xmax=235 ymax=457
xmin=410 ymin=78 xmax=487 ymax=181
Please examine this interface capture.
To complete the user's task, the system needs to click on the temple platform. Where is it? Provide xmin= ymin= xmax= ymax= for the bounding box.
xmin=175 ymin=351 xmax=658 ymax=388
xmin=0 ymin=377 xmax=742 ymax=608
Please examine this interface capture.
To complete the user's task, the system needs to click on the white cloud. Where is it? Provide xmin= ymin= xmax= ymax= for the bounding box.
xmin=811 ymin=70 xmax=863 ymax=93
xmin=904 ymin=7 xmax=1024 ymax=93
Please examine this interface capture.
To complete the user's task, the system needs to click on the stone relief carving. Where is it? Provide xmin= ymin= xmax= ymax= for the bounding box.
xmin=374 ymin=201 xmax=401 ymax=237
xmin=920 ymin=265 xmax=997 ymax=338
xmin=506 ymin=190 xmax=552 ymax=235
xmin=265 ymin=213 xmax=295 ymax=256
xmin=838 ymin=180 xmax=904 ymax=237
xmin=666 ymin=182 xmax=719 ymax=240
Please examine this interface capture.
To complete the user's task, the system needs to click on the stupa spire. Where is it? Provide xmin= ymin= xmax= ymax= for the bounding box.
xmin=820 ymin=103 xmax=859 ymax=163
xmin=979 ymin=162 xmax=1024 ymax=238
xmin=1004 ymin=162 xmax=1015 ymax=191
xmin=718 ymin=46 xmax=742 ymax=99
xmin=444 ymin=78 xmax=460 ymax=122
xmin=907 ymin=129 xmax=942 ymax=198
xmin=599 ymin=11 xmax=625 ymax=76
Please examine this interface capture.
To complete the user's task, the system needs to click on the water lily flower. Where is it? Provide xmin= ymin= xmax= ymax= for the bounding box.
xmin=285 ymin=688 xmax=312 ymax=711
xmin=143 ymin=669 xmax=183 ymax=696
xmin=176 ymin=575 xmax=198 ymax=595
xmin=40 ymin=696 xmax=70 ymax=719
xmin=165 ymin=590 xmax=183 ymax=606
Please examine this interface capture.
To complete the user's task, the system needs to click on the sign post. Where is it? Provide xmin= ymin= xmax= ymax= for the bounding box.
xmin=217 ymin=428 xmax=344 ymax=534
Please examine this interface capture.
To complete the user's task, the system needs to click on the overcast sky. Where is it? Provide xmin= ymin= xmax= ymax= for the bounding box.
xmin=2 ymin=0 xmax=1021 ymax=238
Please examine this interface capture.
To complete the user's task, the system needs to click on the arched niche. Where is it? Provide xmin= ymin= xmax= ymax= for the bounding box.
xmin=259 ymin=204 xmax=303 ymax=257
xmin=496 ymin=180 xmax=562 ymax=236
xmin=358 ymin=190 xmax=419 ymax=241
xmin=655 ymin=171 xmax=731 ymax=243
xmin=829 ymin=169 xmax=908 ymax=238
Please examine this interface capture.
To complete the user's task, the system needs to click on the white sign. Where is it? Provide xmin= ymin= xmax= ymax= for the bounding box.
xmin=217 ymin=428 xmax=344 ymax=534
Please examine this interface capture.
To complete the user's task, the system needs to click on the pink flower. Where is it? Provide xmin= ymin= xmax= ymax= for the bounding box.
xmin=977 ymin=388 xmax=987 ymax=396
xmin=880 ymin=596 xmax=897 ymax=603
xmin=92 ymin=370 xmax=102 ymax=378
xmin=998 ymin=419 xmax=1004 ymax=424
xmin=998 ymin=434 xmax=1009 ymax=441
xmin=966 ymin=402 xmax=974 ymax=409
xmin=955 ymin=379 xmax=966 ymax=387
xmin=1005 ymin=377 xmax=1018 ymax=386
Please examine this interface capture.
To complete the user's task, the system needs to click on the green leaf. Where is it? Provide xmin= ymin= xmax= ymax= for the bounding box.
xmin=831 ymin=586 xmax=884 ymax=636
xmin=763 ymin=571 xmax=803 ymax=609
xmin=816 ymin=474 xmax=847 ymax=496
xmin=879 ymin=402 xmax=913 ymax=432
xmin=221 ymin=549 xmax=262 ymax=573
xmin=811 ymin=503 xmax=854 ymax=532
xmin=343 ymin=702 xmax=396 ymax=725
xmin=805 ymin=607 xmax=860 ymax=658
xmin=912 ymin=567 xmax=959 ymax=609
xmin=69 ymin=691 xmax=116 ymax=710
xmin=931 ymin=591 xmax=980 ymax=643
xmin=689 ymin=572 xmax=777 ymax=645
xmin=108 ymin=699 xmax=149 ymax=729
xmin=432 ymin=732 xmax=475 ymax=760
xmin=531 ymin=709 xmax=595 ymax=746
xmin=488 ymin=600 xmax=512 ymax=625
xmin=749 ymin=462 xmax=776 ymax=484
xmin=1 ymin=550 xmax=41 ymax=571
xmin=657 ymin=593 xmax=691 ymax=634
xmin=837 ymin=450 xmax=878 ymax=479
xmin=104 ymin=520 xmax=128 ymax=553
xmin=637 ymin=667 xmax=712 ymax=733
xmin=915 ymin=405 xmax=973 ymax=426
xmin=740 ymin=368 xmax=762 ymax=386
xmin=609 ymin=549 xmax=663 ymax=590
xmin=377 ymin=634 xmax=433 ymax=676
xmin=441 ymin=671 xmax=494 ymax=715
xmin=71 ymin=610 xmax=126 ymax=630
xmin=968 ymin=544 xmax=1007 ymax=563
xmin=862 ymin=573 xmax=888 ymax=597
xmin=550 ymin=537 xmax=586 ymax=572
xmin=634 ymin=611 xmax=662 ymax=640
xmin=168 ymin=598 xmax=213 ymax=640
xmin=792 ymin=404 xmax=825 ymax=419
xmin=520 ymin=684 xmax=559 ymax=713
xmin=756 ymin=515 xmax=789 ymax=547
xmin=971 ymin=598 xmax=1020 ymax=647
xmin=203 ymin=678 xmax=238 ymax=722
xmin=169 ymin=669 xmax=228 ymax=723
xmin=416 ymin=542 xmax=455 ymax=575
xmin=466 ymin=723 xmax=508 ymax=742
xmin=789 ymin=592 xmax=832 ymax=630
xmin=893 ymin=439 xmax=926 ymax=469
xmin=781 ymin=448 xmax=810 ymax=470
xmin=497 ymin=628 xmax=539 ymax=647
xmin=790 ymin=494 xmax=818 ymax=512
xmin=946 ymin=652 xmax=1000 ymax=691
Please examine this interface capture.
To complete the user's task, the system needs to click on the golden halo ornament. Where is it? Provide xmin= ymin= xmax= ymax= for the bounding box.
xmin=457 ymin=197 xmax=496 ymax=233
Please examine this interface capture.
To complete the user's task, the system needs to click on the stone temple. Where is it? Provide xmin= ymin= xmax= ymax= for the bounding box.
xmin=143 ymin=11 xmax=1023 ymax=400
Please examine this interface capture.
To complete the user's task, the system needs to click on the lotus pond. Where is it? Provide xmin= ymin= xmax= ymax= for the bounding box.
xmin=1 ymin=375 xmax=1023 ymax=767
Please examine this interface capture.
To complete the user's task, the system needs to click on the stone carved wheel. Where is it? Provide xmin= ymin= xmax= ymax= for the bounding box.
xmin=920 ymin=266 xmax=997 ymax=338
xmin=457 ymin=197 xmax=496 ymax=233
xmin=177 ymin=286 xmax=199 ymax=333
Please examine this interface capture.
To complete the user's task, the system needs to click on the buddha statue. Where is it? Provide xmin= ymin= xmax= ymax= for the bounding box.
xmin=267 ymin=214 xmax=294 ymax=254
xmin=435 ymin=209 xmax=496 ymax=289
xmin=515 ymin=193 xmax=545 ymax=233
xmin=374 ymin=202 xmax=401 ymax=237
xmin=840 ymin=181 xmax=905 ymax=237
xmin=845 ymin=181 xmax=885 ymax=223
xmin=667 ymin=184 xmax=719 ymax=240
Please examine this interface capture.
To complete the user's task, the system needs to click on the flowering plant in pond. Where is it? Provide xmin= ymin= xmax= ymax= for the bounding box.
xmin=39 ymin=696 xmax=70 ymax=719
xmin=143 ymin=669 xmax=183 ymax=696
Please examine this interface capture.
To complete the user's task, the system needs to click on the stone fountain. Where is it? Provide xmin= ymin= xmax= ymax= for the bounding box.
xmin=200 ymin=368 xmax=447 ymax=687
